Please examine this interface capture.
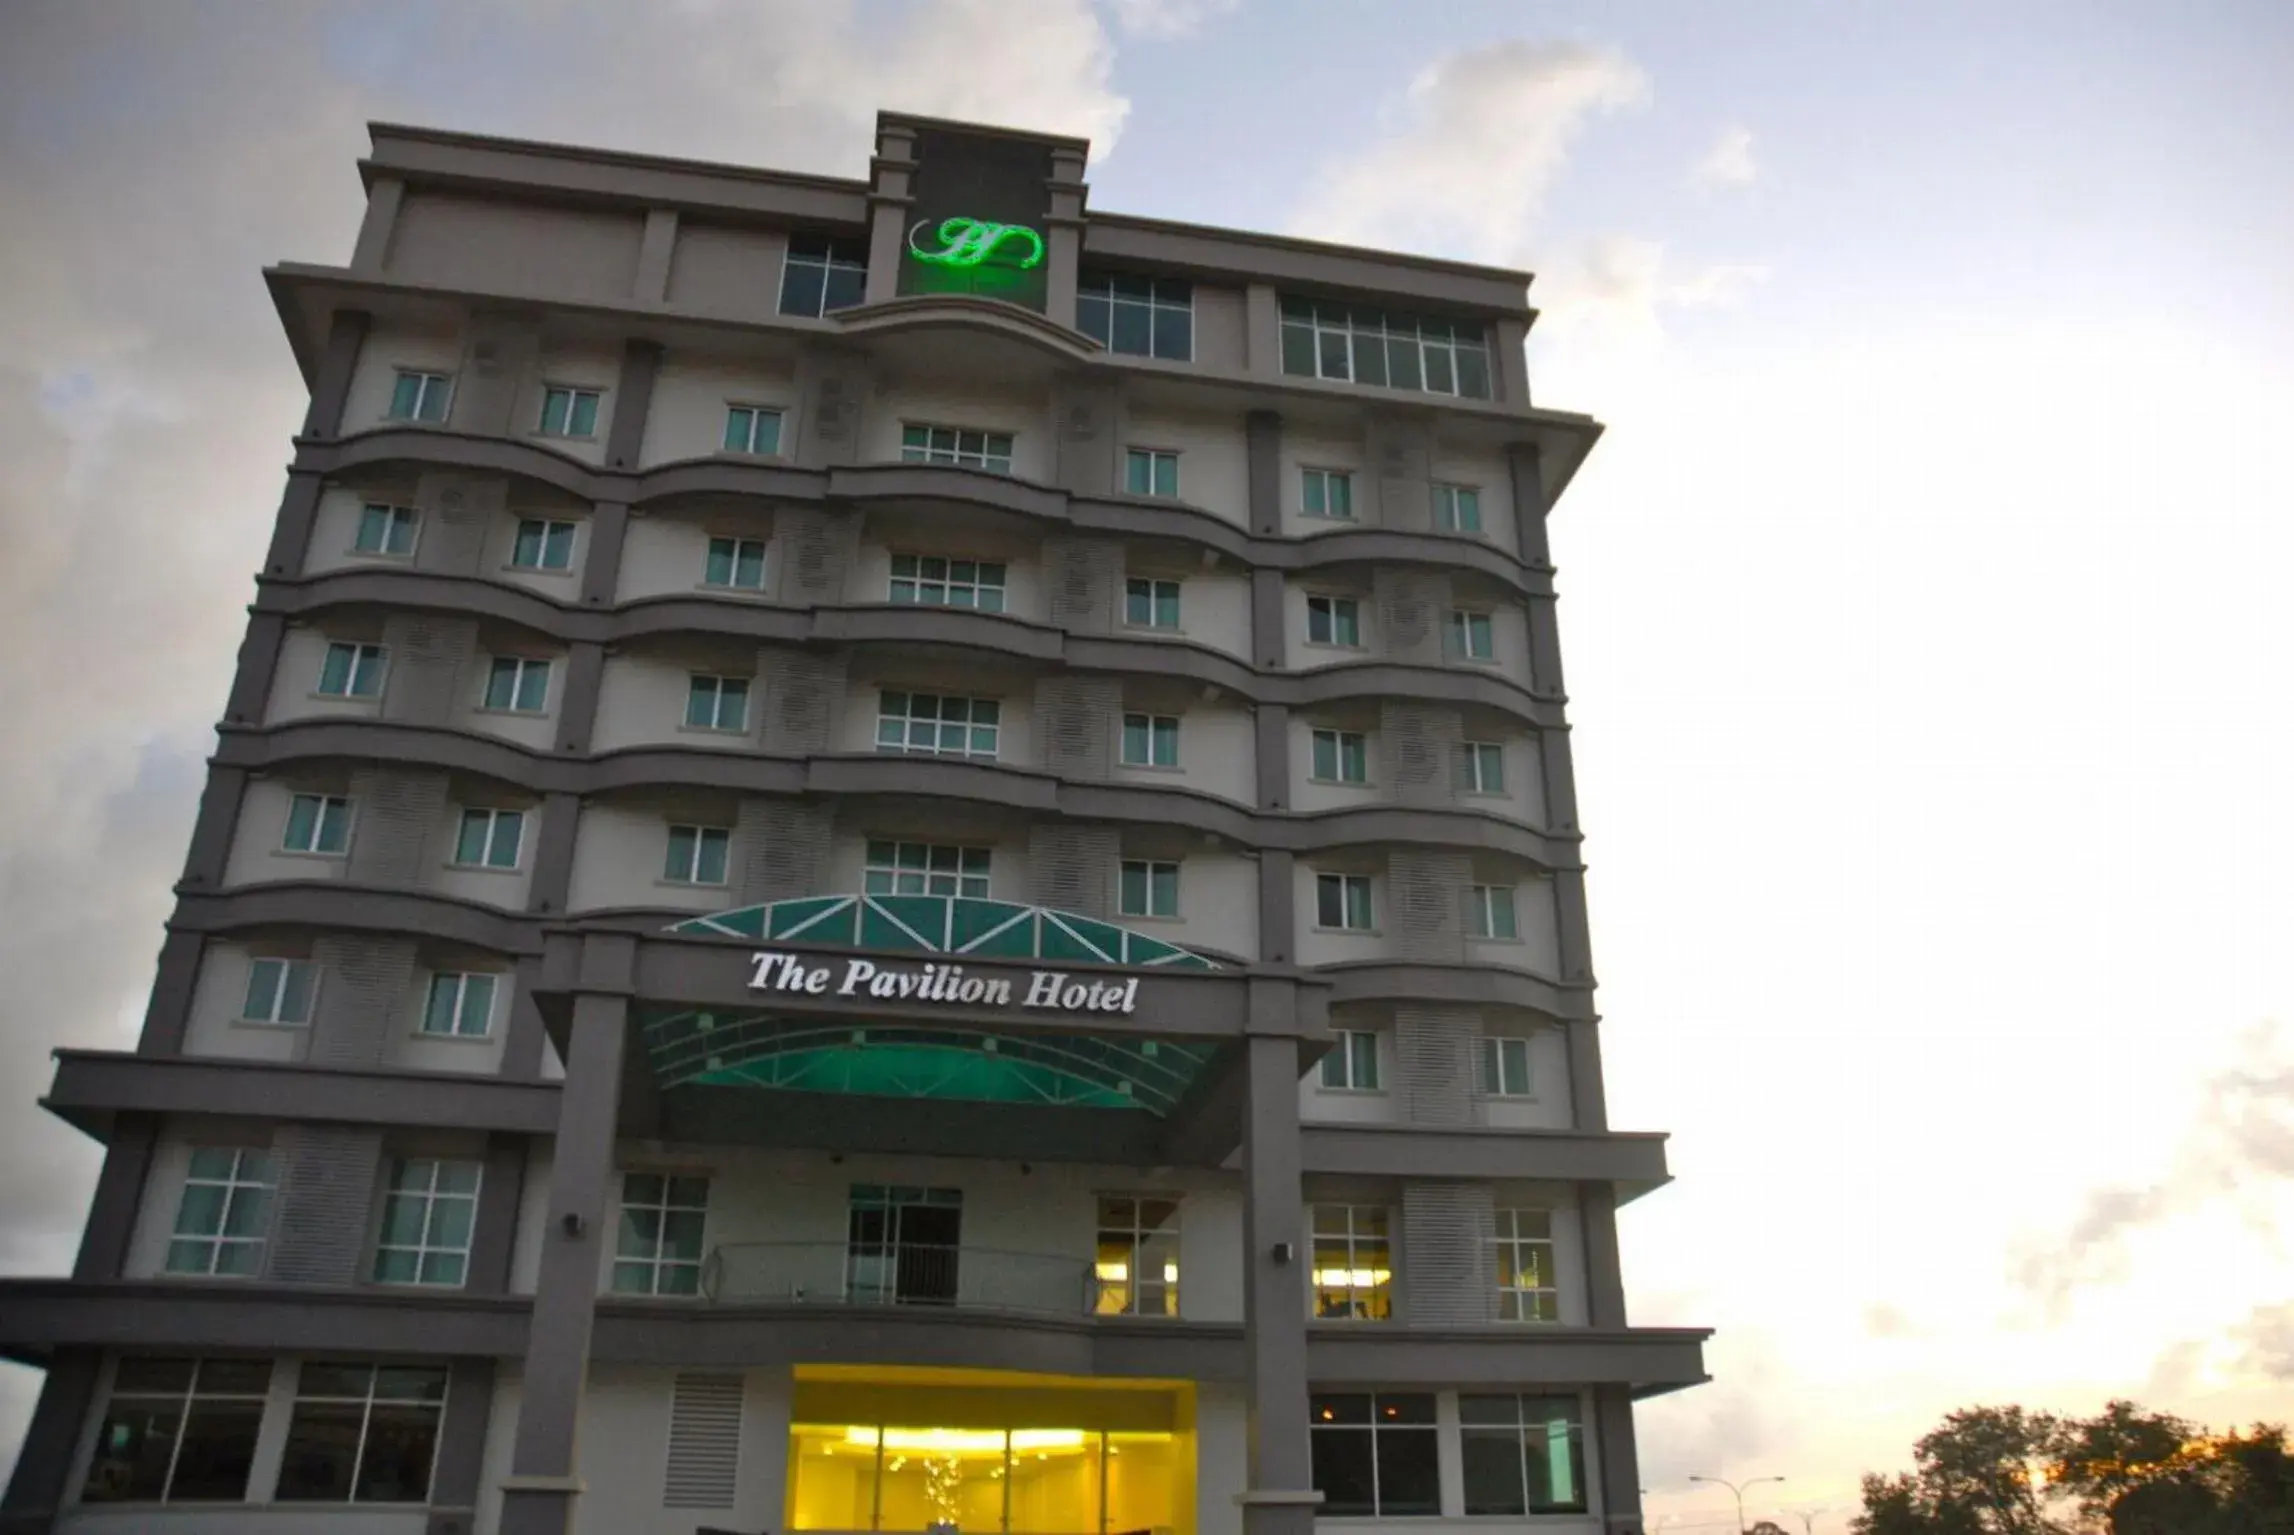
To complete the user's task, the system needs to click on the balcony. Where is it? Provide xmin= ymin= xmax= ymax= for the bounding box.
xmin=703 ymin=1242 xmax=1158 ymax=1320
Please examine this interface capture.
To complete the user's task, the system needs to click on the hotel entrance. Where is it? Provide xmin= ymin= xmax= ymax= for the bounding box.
xmin=786 ymin=1368 xmax=1194 ymax=1535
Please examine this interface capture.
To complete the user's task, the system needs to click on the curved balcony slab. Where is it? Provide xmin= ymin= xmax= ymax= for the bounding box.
xmin=831 ymin=294 xmax=1106 ymax=362
xmin=172 ymin=881 xmax=543 ymax=954
xmin=260 ymin=566 xmax=1564 ymax=728
xmin=215 ymin=722 xmax=1582 ymax=867
xmin=43 ymin=1050 xmax=561 ymax=1141
xmin=1322 ymin=960 xmax=1594 ymax=1021
xmin=0 ymin=1279 xmax=529 ymax=1367
xmin=299 ymin=434 xmax=1551 ymax=594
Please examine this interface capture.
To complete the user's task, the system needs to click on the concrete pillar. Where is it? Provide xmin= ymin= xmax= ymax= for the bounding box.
xmin=426 ymin=1358 xmax=498 ymax=1535
xmin=1246 ymin=411 xmax=1283 ymax=536
xmin=466 ymin=1131 xmax=529 ymax=1294
xmin=0 ymin=1348 xmax=102 ymax=1532
xmin=498 ymin=941 xmax=631 ymax=1535
xmin=1239 ymin=1025 xmax=1320 ymax=1535
xmin=259 ymin=470 xmax=327 ymax=580
xmin=604 ymin=342 xmax=659 ymax=472
xmin=1566 ymin=1019 xmax=1610 ymax=1133
xmin=350 ymin=179 xmax=405 ymax=274
xmin=1244 ymin=283 xmax=1281 ymax=376
xmin=1505 ymin=443 xmax=1550 ymax=568
xmin=527 ymin=791 xmax=584 ymax=918
xmin=1045 ymin=144 xmax=1088 ymax=325
xmin=220 ymin=612 xmax=287 ymax=728
xmin=1494 ymin=317 xmax=1531 ymax=408
xmin=179 ymin=765 xmax=249 ymax=891
xmin=578 ymin=503 xmax=629 ymax=607
xmin=1592 ymin=1385 xmax=1645 ymax=1534
xmin=71 ymin=1113 xmax=158 ymax=1278
xmin=551 ymin=646 xmax=606 ymax=754
xmin=135 ymin=930 xmax=205 ymax=1056
xmin=864 ymin=126 xmax=918 ymax=306
xmin=1580 ymin=1182 xmax=1628 ymax=1328
xmin=633 ymin=210 xmax=678 ymax=305
xmin=301 ymin=309 xmax=371 ymax=440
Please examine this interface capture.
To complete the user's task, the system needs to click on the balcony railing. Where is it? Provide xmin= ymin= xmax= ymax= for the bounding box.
xmin=701 ymin=1241 xmax=1104 ymax=1317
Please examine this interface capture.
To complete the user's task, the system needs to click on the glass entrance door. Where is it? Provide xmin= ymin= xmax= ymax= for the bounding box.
xmin=847 ymin=1185 xmax=963 ymax=1305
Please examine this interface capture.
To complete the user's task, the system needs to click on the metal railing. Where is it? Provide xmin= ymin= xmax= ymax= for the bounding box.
xmin=701 ymin=1241 xmax=1102 ymax=1317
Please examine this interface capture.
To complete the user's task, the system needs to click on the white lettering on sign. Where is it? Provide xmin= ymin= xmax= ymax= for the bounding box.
xmin=746 ymin=951 xmax=1140 ymax=1016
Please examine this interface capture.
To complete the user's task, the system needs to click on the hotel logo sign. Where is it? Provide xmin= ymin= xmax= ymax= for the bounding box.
xmin=748 ymin=951 xmax=1139 ymax=1015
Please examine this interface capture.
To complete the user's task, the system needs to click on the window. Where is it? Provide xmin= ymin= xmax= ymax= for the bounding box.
xmin=865 ymin=840 xmax=990 ymax=899
xmin=1078 ymin=270 xmax=1193 ymax=360
xmin=1468 ymin=883 xmax=1519 ymax=940
xmin=1301 ymin=467 xmax=1354 ymax=520
xmin=888 ymin=553 xmax=1007 ymax=612
xmin=241 ymin=958 xmax=316 ymax=1025
xmin=536 ymin=386 xmax=601 ymax=439
xmin=1433 ymin=482 xmax=1483 ymax=533
xmin=1318 ymin=1029 xmax=1380 ymax=1092
xmin=165 ymin=1148 xmax=275 ymax=1277
xmin=665 ymin=825 xmax=732 ymax=887
xmin=1094 ymin=1195 xmax=1181 ymax=1316
xmin=354 ymin=503 xmax=418 ymax=557
xmin=685 ymin=674 xmax=750 ymax=733
xmin=1459 ymin=1395 xmax=1585 ymax=1514
xmin=1119 ymin=859 xmax=1179 ymax=919
xmin=317 ymin=642 xmax=385 ymax=700
xmin=705 ymin=536 xmax=768 ymax=592
xmin=1459 ymin=741 xmax=1506 ymax=795
xmin=901 ymin=423 xmax=1013 ymax=473
xmin=283 ymin=794 xmax=352 ymax=855
xmin=1125 ymin=447 xmax=1179 ymax=498
xmin=722 ymin=404 xmax=784 ymax=456
xmin=1316 ymin=873 xmax=1374 ymax=931
xmin=482 ymin=656 xmax=550 ymax=713
xmin=372 ymin=1159 xmax=480 ymax=1286
xmin=1306 ymin=595 xmax=1362 ymax=648
xmin=1310 ymin=729 xmax=1369 ymax=785
xmin=614 ymin=1173 xmax=709 ymax=1296
xmin=876 ymin=691 xmax=1000 ymax=759
xmin=779 ymin=234 xmax=867 ymax=318
xmin=1125 ymin=577 xmax=1181 ymax=630
xmin=1447 ymin=609 xmax=1496 ymax=662
xmin=1479 ymin=1036 xmax=1534 ymax=1099
xmin=81 ymin=1358 xmax=271 ymax=1503
xmin=387 ymin=370 xmax=451 ymax=424
xmin=510 ymin=518 xmax=576 ymax=572
xmin=1310 ymin=1206 xmax=1393 ymax=1321
xmin=452 ymin=808 xmax=523 ymax=870
xmin=421 ymin=972 xmax=497 ymax=1038
xmin=1121 ymin=713 xmax=1179 ymax=769
xmin=1279 ymin=297 xmax=1493 ymax=400
xmin=1310 ymin=1393 xmax=1437 ymax=1517
xmin=276 ymin=1360 xmax=449 ymax=1503
xmin=1491 ymin=1210 xmax=1559 ymax=1323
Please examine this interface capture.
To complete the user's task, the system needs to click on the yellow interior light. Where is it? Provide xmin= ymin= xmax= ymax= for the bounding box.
xmin=1312 ymin=1268 xmax=1392 ymax=1288
xmin=841 ymin=1427 xmax=1089 ymax=1456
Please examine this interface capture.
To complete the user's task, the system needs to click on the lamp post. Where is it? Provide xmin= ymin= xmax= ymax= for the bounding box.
xmin=1688 ymin=1474 xmax=1786 ymax=1534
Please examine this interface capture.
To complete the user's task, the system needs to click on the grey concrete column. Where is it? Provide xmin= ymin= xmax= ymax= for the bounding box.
xmin=501 ymin=957 xmax=552 ymax=1081
xmin=552 ymin=646 xmax=606 ymax=754
xmin=633 ymin=210 xmax=678 ymax=305
xmin=426 ymin=1357 xmax=498 ymax=1535
xmin=1592 ymin=1385 xmax=1645 ymax=1534
xmin=350 ymin=178 xmax=406 ymax=274
xmin=0 ymin=1347 xmax=101 ymax=1531
xmin=259 ymin=469 xmax=327 ymax=579
xmin=135 ymin=930 xmax=205 ymax=1056
xmin=1045 ymin=146 xmax=1087 ymax=325
xmin=1244 ymin=283 xmax=1281 ymax=376
xmin=1538 ymin=728 xmax=1581 ymax=834
xmin=1527 ymin=594 xmax=1568 ymax=701
xmin=466 ymin=1131 xmax=529 ymax=1294
xmin=1250 ymin=570 xmax=1287 ymax=671
xmin=221 ymin=612 xmax=288 ymax=726
xmin=604 ymin=343 xmax=660 ymax=472
xmin=1505 ymin=443 xmax=1550 ymax=568
xmin=301 ymin=310 xmax=371 ymax=440
xmin=864 ymin=125 xmax=918 ymax=306
xmin=71 ymin=1113 xmax=158 ymax=1279
xmin=1257 ymin=849 xmax=1297 ymax=968
xmin=1555 ymin=868 xmax=1594 ymax=985
xmin=179 ymin=765 xmax=249 ymax=891
xmin=1239 ymin=1028 xmax=1319 ymax=1535
xmin=1493 ymin=318 xmax=1531 ymax=408
xmin=1246 ymin=411 xmax=1283 ymax=536
xmin=527 ymin=791 xmax=584 ymax=917
xmin=1565 ymin=1020 xmax=1610 ymax=1132
xmin=578 ymin=503 xmax=629 ymax=608
xmin=499 ymin=950 xmax=630 ymax=1535
xmin=1580 ymin=1182 xmax=1628 ymax=1328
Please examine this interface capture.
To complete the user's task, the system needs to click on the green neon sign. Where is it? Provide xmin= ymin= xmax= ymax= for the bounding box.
xmin=907 ymin=216 xmax=1045 ymax=271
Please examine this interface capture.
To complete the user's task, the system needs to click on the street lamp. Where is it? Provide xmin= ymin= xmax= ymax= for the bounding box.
xmin=1688 ymin=1474 xmax=1786 ymax=1534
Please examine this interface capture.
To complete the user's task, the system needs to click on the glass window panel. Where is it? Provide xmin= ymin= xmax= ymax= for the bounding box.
xmin=1111 ymin=302 xmax=1152 ymax=356
xmin=779 ymin=261 xmax=827 ymax=319
xmin=1310 ymin=1426 xmax=1378 ymax=1517
xmin=1386 ymin=336 xmax=1422 ymax=391
xmin=1352 ymin=332 xmax=1388 ymax=387
xmin=1280 ymin=321 xmax=1317 ymax=376
xmin=1077 ymin=292 xmax=1112 ymax=346
xmin=1375 ymin=1425 xmax=1441 ymax=1515
xmin=1153 ymin=305 xmax=1192 ymax=360
xmin=1462 ymin=1427 xmax=1528 ymax=1515
xmin=1457 ymin=344 xmax=1492 ymax=399
xmin=1316 ymin=329 xmax=1350 ymax=380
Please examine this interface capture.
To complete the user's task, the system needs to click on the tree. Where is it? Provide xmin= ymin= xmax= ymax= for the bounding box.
xmin=1850 ymin=1406 xmax=2069 ymax=1534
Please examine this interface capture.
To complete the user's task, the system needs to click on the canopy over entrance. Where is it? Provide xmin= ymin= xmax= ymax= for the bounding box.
xmin=647 ymin=895 xmax=1222 ymax=1117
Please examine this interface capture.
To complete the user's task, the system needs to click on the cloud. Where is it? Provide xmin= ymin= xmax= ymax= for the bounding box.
xmin=1105 ymin=0 xmax=1238 ymax=39
xmin=1286 ymin=39 xmax=1649 ymax=264
xmin=2233 ymin=1302 xmax=2294 ymax=1381
xmin=2009 ymin=1022 xmax=2294 ymax=1313
xmin=1865 ymin=1303 xmax=1923 ymax=1340
xmin=0 ymin=0 xmax=1129 ymax=1481
xmin=1693 ymin=123 xmax=1757 ymax=186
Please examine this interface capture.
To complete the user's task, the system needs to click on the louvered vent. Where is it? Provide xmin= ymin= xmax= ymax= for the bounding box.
xmin=343 ymin=769 xmax=449 ymax=886
xmin=1380 ymin=702 xmax=1462 ymax=808
xmin=1374 ymin=568 xmax=1449 ymax=664
xmin=378 ymin=612 xmax=477 ymax=727
xmin=1026 ymin=824 xmax=1120 ymax=917
xmin=778 ymin=510 xmax=858 ymax=604
xmin=1044 ymin=539 xmax=1121 ymax=634
xmin=1396 ymin=1006 xmax=1480 ymax=1126
xmin=1400 ymin=1182 xmax=1497 ymax=1325
xmin=1034 ymin=675 xmax=1119 ymax=780
xmin=734 ymin=799 xmax=836 ymax=906
xmin=1388 ymin=848 xmax=1469 ymax=962
xmin=305 ymin=936 xmax=416 ymax=1068
xmin=264 ymin=1126 xmax=383 ymax=1286
xmin=761 ymin=650 xmax=846 ymax=754
xmin=663 ymin=1371 xmax=745 ymax=1509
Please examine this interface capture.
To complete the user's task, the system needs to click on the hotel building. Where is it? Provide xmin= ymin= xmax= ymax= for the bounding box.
xmin=0 ymin=114 xmax=1706 ymax=1535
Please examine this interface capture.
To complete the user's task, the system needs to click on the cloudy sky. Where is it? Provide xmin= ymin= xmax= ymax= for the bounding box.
xmin=3 ymin=0 xmax=2291 ymax=1526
